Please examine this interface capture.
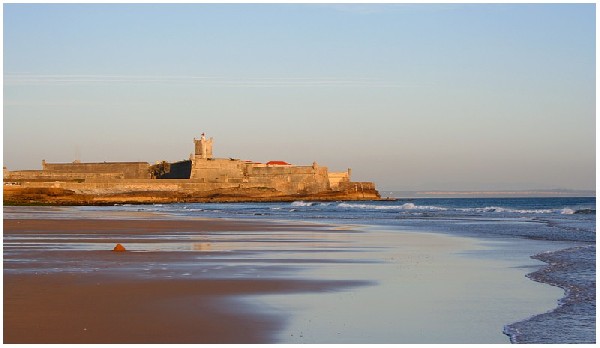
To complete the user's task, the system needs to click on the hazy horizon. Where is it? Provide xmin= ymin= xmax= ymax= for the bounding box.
xmin=3 ymin=3 xmax=596 ymax=191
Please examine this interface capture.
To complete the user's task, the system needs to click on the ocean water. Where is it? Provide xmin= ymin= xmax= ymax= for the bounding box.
xmin=53 ymin=197 xmax=597 ymax=343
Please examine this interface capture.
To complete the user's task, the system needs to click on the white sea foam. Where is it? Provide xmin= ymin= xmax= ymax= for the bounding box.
xmin=291 ymin=201 xmax=332 ymax=207
xmin=458 ymin=206 xmax=555 ymax=214
xmin=293 ymin=201 xmax=572 ymax=215
xmin=337 ymin=202 xmax=447 ymax=211
xmin=291 ymin=201 xmax=315 ymax=207
xmin=504 ymin=208 xmax=554 ymax=214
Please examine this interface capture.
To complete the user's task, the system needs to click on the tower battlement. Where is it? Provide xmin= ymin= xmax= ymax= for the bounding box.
xmin=193 ymin=133 xmax=213 ymax=159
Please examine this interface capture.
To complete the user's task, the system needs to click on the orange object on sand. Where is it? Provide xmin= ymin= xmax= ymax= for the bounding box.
xmin=113 ymin=243 xmax=126 ymax=252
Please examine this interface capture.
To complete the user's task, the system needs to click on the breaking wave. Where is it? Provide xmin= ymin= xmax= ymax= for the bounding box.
xmin=291 ymin=201 xmax=332 ymax=207
xmin=457 ymin=206 xmax=555 ymax=214
xmin=337 ymin=202 xmax=447 ymax=210
xmin=335 ymin=202 xmax=574 ymax=214
xmin=289 ymin=202 xmax=592 ymax=216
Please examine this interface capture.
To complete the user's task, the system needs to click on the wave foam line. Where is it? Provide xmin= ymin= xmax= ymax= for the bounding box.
xmin=337 ymin=202 xmax=447 ymax=211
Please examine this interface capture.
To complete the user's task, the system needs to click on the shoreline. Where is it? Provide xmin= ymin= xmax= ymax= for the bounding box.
xmin=503 ymin=244 xmax=596 ymax=343
xmin=3 ymin=208 xmax=565 ymax=343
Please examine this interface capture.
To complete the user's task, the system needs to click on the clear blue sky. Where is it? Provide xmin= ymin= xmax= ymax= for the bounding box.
xmin=3 ymin=3 xmax=596 ymax=191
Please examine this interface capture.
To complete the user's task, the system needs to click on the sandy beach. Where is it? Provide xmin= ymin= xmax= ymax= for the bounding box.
xmin=4 ymin=218 xmax=360 ymax=343
xmin=4 ymin=209 xmax=563 ymax=343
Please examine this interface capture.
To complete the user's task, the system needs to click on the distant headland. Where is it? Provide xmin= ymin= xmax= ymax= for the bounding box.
xmin=3 ymin=133 xmax=380 ymax=205
xmin=386 ymin=190 xmax=595 ymax=199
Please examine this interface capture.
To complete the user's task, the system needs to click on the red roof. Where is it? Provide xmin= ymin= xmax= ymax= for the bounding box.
xmin=266 ymin=161 xmax=290 ymax=165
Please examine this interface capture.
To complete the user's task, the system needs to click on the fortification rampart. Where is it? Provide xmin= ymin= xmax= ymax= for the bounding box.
xmin=190 ymin=158 xmax=331 ymax=194
xmin=190 ymin=158 xmax=245 ymax=182
xmin=14 ymin=179 xmax=283 ymax=195
xmin=5 ymin=170 xmax=124 ymax=182
xmin=43 ymin=161 xmax=150 ymax=179
xmin=338 ymin=181 xmax=377 ymax=193
xmin=328 ymin=171 xmax=350 ymax=190
xmin=16 ymin=179 xmax=187 ymax=194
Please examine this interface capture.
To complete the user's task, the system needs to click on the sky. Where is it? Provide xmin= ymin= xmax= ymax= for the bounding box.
xmin=3 ymin=3 xmax=596 ymax=191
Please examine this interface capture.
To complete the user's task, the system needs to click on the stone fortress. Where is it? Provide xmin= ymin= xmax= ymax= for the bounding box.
xmin=4 ymin=133 xmax=380 ymax=204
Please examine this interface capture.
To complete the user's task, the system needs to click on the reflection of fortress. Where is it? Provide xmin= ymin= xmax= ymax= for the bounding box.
xmin=4 ymin=133 xmax=379 ymax=204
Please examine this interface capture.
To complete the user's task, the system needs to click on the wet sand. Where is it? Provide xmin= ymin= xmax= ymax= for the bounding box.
xmin=5 ymin=273 xmax=366 ymax=343
xmin=3 ymin=211 xmax=563 ymax=343
xmin=4 ymin=218 xmax=363 ymax=343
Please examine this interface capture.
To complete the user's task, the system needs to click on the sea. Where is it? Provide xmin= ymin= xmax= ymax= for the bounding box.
xmin=11 ymin=196 xmax=595 ymax=343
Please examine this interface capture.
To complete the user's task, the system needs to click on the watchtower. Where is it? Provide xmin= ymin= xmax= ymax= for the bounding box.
xmin=193 ymin=133 xmax=213 ymax=159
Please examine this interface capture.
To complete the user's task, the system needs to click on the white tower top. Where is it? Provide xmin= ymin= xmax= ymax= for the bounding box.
xmin=194 ymin=132 xmax=213 ymax=159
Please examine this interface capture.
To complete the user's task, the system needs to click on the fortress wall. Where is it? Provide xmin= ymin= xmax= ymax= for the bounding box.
xmin=246 ymin=165 xmax=327 ymax=177
xmin=11 ymin=178 xmax=379 ymax=202
xmin=5 ymin=170 xmax=124 ymax=181
xmin=190 ymin=158 xmax=245 ymax=182
xmin=43 ymin=162 xmax=150 ymax=179
xmin=190 ymin=159 xmax=332 ymax=194
xmin=245 ymin=166 xmax=330 ymax=194
xmin=9 ymin=165 xmax=353 ymax=196
xmin=17 ymin=180 xmax=256 ymax=195
xmin=328 ymin=171 xmax=350 ymax=190
xmin=15 ymin=173 xmax=329 ymax=196
xmin=19 ymin=180 xmax=179 ymax=194
xmin=4 ymin=170 xmax=44 ymax=180
xmin=338 ymin=181 xmax=377 ymax=192
xmin=247 ymin=166 xmax=314 ymax=175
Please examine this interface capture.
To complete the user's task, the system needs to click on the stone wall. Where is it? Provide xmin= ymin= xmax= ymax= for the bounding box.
xmin=190 ymin=158 xmax=331 ymax=194
xmin=247 ymin=165 xmax=330 ymax=194
xmin=338 ymin=181 xmax=377 ymax=193
xmin=5 ymin=170 xmax=124 ymax=182
xmin=42 ymin=162 xmax=150 ymax=179
xmin=8 ymin=158 xmax=334 ymax=196
xmin=15 ymin=179 xmax=248 ymax=195
xmin=190 ymin=158 xmax=246 ymax=182
xmin=14 ymin=179 xmax=371 ymax=195
xmin=328 ymin=171 xmax=350 ymax=190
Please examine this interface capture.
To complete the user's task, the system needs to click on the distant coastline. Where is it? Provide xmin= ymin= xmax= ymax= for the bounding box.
xmin=384 ymin=190 xmax=595 ymax=199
